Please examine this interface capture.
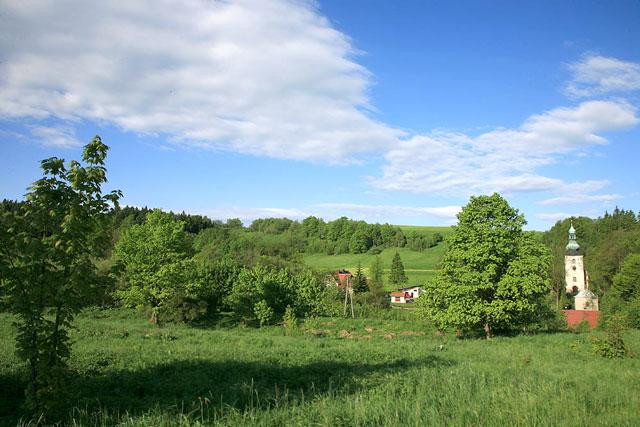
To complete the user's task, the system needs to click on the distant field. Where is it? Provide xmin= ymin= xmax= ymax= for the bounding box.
xmin=397 ymin=225 xmax=454 ymax=236
xmin=2 ymin=310 xmax=639 ymax=425
xmin=303 ymin=245 xmax=446 ymax=290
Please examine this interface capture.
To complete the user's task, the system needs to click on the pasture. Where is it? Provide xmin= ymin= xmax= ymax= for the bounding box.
xmin=304 ymin=245 xmax=446 ymax=290
xmin=1 ymin=309 xmax=639 ymax=426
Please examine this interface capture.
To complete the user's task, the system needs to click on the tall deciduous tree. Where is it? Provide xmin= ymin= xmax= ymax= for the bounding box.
xmin=389 ymin=251 xmax=408 ymax=286
xmin=417 ymin=193 xmax=551 ymax=338
xmin=114 ymin=209 xmax=194 ymax=322
xmin=0 ymin=136 xmax=120 ymax=410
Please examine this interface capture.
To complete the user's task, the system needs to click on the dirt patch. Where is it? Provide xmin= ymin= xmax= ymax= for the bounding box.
xmin=338 ymin=329 xmax=351 ymax=338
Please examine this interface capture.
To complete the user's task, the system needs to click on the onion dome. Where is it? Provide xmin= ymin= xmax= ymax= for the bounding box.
xmin=565 ymin=221 xmax=580 ymax=254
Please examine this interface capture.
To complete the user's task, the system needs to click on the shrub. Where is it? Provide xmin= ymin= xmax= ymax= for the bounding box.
xmin=283 ymin=305 xmax=297 ymax=335
xmin=226 ymin=266 xmax=334 ymax=324
xmin=591 ymin=314 xmax=634 ymax=359
xmin=254 ymin=300 xmax=274 ymax=327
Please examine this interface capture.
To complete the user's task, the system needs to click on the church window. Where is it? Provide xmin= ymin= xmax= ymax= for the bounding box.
xmin=573 ymin=277 xmax=577 ymax=282
xmin=572 ymin=266 xmax=576 ymax=271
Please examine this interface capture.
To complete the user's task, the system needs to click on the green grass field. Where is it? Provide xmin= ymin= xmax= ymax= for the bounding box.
xmin=304 ymin=245 xmax=446 ymax=290
xmin=397 ymin=225 xmax=454 ymax=236
xmin=2 ymin=310 xmax=639 ymax=426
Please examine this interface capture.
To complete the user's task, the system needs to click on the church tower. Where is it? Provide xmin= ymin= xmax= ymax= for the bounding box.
xmin=564 ymin=222 xmax=588 ymax=294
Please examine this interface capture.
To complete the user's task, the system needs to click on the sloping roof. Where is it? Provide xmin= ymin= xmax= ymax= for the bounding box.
xmin=390 ymin=292 xmax=406 ymax=297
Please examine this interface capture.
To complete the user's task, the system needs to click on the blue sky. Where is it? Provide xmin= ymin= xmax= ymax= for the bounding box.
xmin=1 ymin=0 xmax=639 ymax=229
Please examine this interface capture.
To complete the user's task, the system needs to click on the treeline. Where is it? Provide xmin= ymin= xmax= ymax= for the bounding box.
xmin=108 ymin=207 xmax=444 ymax=258
xmin=543 ymin=207 xmax=640 ymax=326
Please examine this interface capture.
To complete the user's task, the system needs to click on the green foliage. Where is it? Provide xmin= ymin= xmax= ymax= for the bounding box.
xmin=612 ymin=253 xmax=640 ymax=302
xmin=114 ymin=210 xmax=197 ymax=321
xmin=369 ymin=256 xmax=384 ymax=290
xmin=253 ymin=300 xmax=274 ymax=327
xmin=352 ymin=262 xmax=368 ymax=293
xmin=0 ymin=136 xmax=120 ymax=413
xmin=542 ymin=208 xmax=639 ymax=301
xmin=591 ymin=314 xmax=634 ymax=358
xmin=607 ymin=253 xmax=640 ymax=327
xmin=283 ymin=305 xmax=297 ymax=335
xmin=225 ymin=266 xmax=330 ymax=324
xmin=417 ymin=194 xmax=551 ymax=337
xmin=389 ymin=251 xmax=408 ymax=287
xmin=405 ymin=231 xmax=443 ymax=251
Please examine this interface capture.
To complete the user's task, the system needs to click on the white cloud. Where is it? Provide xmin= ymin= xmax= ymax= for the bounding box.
xmin=203 ymin=207 xmax=310 ymax=222
xmin=315 ymin=203 xmax=461 ymax=221
xmin=0 ymin=0 xmax=400 ymax=159
xmin=196 ymin=203 xmax=460 ymax=224
xmin=29 ymin=125 xmax=80 ymax=148
xmin=535 ymin=212 xmax=597 ymax=222
xmin=371 ymin=100 xmax=638 ymax=195
xmin=537 ymin=193 xmax=623 ymax=206
xmin=566 ymin=55 xmax=640 ymax=97
xmin=535 ymin=212 xmax=577 ymax=222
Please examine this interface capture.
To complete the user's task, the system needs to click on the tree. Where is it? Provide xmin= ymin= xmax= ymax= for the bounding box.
xmin=367 ymin=256 xmax=389 ymax=308
xmin=352 ymin=261 xmax=368 ymax=292
xmin=417 ymin=194 xmax=551 ymax=338
xmin=114 ymin=209 xmax=194 ymax=322
xmin=389 ymin=251 xmax=408 ymax=286
xmin=608 ymin=253 xmax=640 ymax=327
xmin=0 ymin=136 xmax=120 ymax=411
xmin=611 ymin=253 xmax=640 ymax=301
xmin=369 ymin=256 xmax=384 ymax=290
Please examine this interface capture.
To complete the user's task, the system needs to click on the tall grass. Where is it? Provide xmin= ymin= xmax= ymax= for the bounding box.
xmin=1 ymin=310 xmax=639 ymax=426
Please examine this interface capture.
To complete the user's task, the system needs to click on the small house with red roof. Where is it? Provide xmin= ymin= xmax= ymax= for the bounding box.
xmin=390 ymin=286 xmax=422 ymax=303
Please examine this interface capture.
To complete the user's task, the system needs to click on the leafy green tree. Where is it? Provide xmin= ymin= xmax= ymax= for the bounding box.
xmin=0 ymin=136 xmax=120 ymax=411
xmin=389 ymin=251 xmax=408 ymax=287
xmin=114 ymin=210 xmax=194 ymax=322
xmin=352 ymin=261 xmax=368 ymax=292
xmin=611 ymin=253 xmax=640 ymax=301
xmin=225 ymin=266 xmax=330 ymax=323
xmin=225 ymin=266 xmax=295 ymax=323
xmin=608 ymin=253 xmax=640 ymax=327
xmin=417 ymin=194 xmax=551 ymax=338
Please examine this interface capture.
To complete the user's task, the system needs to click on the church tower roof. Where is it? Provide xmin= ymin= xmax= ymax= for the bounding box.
xmin=566 ymin=221 xmax=580 ymax=254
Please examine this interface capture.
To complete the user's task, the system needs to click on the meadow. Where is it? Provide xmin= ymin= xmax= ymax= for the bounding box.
xmin=1 ymin=309 xmax=639 ymax=426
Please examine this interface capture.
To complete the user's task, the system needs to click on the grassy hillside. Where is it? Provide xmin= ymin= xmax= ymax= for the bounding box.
xmin=304 ymin=246 xmax=445 ymax=289
xmin=2 ymin=310 xmax=639 ymax=425
xmin=304 ymin=225 xmax=452 ymax=289
xmin=397 ymin=225 xmax=454 ymax=236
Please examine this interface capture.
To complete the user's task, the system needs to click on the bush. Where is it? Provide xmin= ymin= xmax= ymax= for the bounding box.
xmin=283 ymin=305 xmax=297 ymax=335
xmin=254 ymin=300 xmax=274 ymax=327
xmin=591 ymin=314 xmax=634 ymax=359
